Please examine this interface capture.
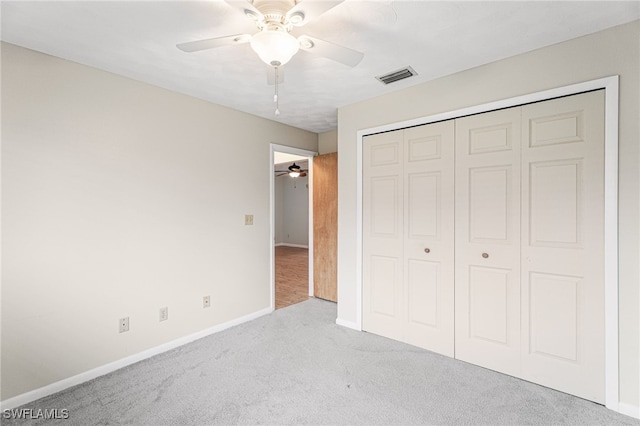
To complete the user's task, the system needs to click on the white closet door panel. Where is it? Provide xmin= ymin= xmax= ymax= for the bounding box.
xmin=455 ymin=108 xmax=521 ymax=377
xmin=403 ymin=122 xmax=455 ymax=356
xmin=521 ymin=90 xmax=605 ymax=403
xmin=529 ymin=159 xmax=582 ymax=247
xmin=363 ymin=130 xmax=404 ymax=340
xmin=468 ymin=165 xmax=512 ymax=243
xmin=407 ymin=259 xmax=439 ymax=325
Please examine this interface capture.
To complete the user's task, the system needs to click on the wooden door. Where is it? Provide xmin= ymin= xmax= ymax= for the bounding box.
xmin=454 ymin=107 xmax=522 ymax=377
xmin=313 ymin=152 xmax=338 ymax=302
xmin=403 ymin=122 xmax=455 ymax=356
xmin=520 ymin=90 xmax=605 ymax=403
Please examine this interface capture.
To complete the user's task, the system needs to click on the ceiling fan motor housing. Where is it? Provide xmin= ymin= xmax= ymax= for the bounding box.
xmin=252 ymin=0 xmax=298 ymax=28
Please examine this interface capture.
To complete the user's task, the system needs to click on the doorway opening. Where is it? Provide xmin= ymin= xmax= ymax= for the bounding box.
xmin=270 ymin=144 xmax=316 ymax=310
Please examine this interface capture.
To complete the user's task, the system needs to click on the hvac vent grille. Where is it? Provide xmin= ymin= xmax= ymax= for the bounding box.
xmin=376 ymin=66 xmax=417 ymax=85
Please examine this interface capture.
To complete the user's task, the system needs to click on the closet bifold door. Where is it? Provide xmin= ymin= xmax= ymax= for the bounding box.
xmin=454 ymin=107 xmax=522 ymax=377
xmin=363 ymin=122 xmax=455 ymax=356
xmin=403 ymin=122 xmax=455 ymax=356
xmin=363 ymin=90 xmax=606 ymax=403
xmin=520 ymin=90 xmax=605 ymax=403
xmin=362 ymin=130 xmax=404 ymax=341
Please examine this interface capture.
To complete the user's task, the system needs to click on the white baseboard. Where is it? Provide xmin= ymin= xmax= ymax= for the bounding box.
xmin=618 ymin=402 xmax=640 ymax=419
xmin=275 ymin=243 xmax=309 ymax=249
xmin=336 ymin=318 xmax=361 ymax=331
xmin=0 ymin=306 xmax=273 ymax=411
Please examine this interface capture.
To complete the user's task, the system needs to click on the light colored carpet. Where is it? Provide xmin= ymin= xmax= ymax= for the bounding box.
xmin=5 ymin=298 xmax=638 ymax=425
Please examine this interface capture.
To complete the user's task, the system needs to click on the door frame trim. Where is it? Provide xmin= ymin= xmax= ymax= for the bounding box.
xmin=354 ymin=76 xmax=619 ymax=411
xmin=270 ymin=144 xmax=317 ymax=310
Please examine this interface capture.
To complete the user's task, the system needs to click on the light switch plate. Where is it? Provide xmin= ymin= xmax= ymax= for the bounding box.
xmin=159 ymin=307 xmax=168 ymax=322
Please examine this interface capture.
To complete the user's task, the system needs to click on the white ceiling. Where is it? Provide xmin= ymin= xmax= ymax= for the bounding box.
xmin=274 ymin=151 xmax=308 ymax=165
xmin=2 ymin=1 xmax=638 ymax=134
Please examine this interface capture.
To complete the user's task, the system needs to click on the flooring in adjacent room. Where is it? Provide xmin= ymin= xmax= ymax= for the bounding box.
xmin=275 ymin=245 xmax=309 ymax=309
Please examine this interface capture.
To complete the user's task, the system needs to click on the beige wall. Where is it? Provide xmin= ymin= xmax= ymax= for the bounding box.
xmin=318 ymin=129 xmax=337 ymax=154
xmin=1 ymin=43 xmax=317 ymax=400
xmin=337 ymin=20 xmax=640 ymax=408
xmin=275 ymin=174 xmax=309 ymax=246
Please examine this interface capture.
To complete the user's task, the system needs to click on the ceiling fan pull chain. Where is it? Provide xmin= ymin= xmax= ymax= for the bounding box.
xmin=274 ymin=66 xmax=280 ymax=116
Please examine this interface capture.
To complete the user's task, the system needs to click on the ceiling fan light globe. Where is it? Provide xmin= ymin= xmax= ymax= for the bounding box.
xmin=289 ymin=171 xmax=301 ymax=178
xmin=250 ymin=29 xmax=300 ymax=67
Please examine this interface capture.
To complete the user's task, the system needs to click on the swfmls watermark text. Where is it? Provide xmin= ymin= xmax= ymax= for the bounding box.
xmin=2 ymin=408 xmax=69 ymax=420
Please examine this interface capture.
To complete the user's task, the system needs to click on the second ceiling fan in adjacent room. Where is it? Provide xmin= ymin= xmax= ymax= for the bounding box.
xmin=275 ymin=162 xmax=308 ymax=178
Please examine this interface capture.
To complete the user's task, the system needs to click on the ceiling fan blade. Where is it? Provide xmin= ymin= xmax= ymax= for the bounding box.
xmin=286 ymin=0 xmax=344 ymax=26
xmin=224 ymin=0 xmax=264 ymax=21
xmin=298 ymin=35 xmax=363 ymax=67
xmin=177 ymin=34 xmax=251 ymax=53
xmin=267 ymin=64 xmax=285 ymax=86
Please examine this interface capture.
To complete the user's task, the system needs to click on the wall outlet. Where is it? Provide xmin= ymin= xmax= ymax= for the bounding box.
xmin=119 ymin=317 xmax=130 ymax=333
xmin=244 ymin=214 xmax=254 ymax=225
xmin=203 ymin=295 xmax=211 ymax=308
xmin=159 ymin=307 xmax=168 ymax=322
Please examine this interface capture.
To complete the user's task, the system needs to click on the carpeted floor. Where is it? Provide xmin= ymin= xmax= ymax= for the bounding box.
xmin=4 ymin=299 xmax=638 ymax=425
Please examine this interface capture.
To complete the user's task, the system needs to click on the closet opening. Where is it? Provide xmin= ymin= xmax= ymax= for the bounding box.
xmin=355 ymin=76 xmax=619 ymax=410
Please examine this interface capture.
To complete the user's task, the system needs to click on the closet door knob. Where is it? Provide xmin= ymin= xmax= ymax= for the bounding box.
xmin=424 ymin=248 xmax=430 ymax=254
xmin=482 ymin=253 xmax=489 ymax=259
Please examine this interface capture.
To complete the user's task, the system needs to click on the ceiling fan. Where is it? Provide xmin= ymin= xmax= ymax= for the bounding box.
xmin=177 ymin=0 xmax=364 ymax=68
xmin=275 ymin=163 xmax=308 ymax=178
xmin=177 ymin=0 xmax=364 ymax=114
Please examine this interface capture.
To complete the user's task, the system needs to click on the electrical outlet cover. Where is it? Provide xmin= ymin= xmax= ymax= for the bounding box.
xmin=119 ymin=317 xmax=130 ymax=333
xmin=203 ymin=295 xmax=211 ymax=308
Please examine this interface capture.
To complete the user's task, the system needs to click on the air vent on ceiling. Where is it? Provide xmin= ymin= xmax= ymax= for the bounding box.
xmin=376 ymin=66 xmax=418 ymax=85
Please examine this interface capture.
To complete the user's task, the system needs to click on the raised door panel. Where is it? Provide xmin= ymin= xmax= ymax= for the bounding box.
xmin=469 ymin=266 xmax=511 ymax=345
xmin=407 ymin=172 xmax=440 ymax=240
xmin=371 ymin=176 xmax=401 ymax=238
xmin=407 ymin=259 xmax=439 ymax=327
xmin=454 ymin=107 xmax=521 ymax=377
xmin=528 ymin=273 xmax=580 ymax=362
xmin=529 ymin=160 xmax=582 ymax=247
xmin=521 ymin=90 xmax=605 ymax=403
xmin=362 ymin=130 xmax=404 ymax=340
xmin=370 ymin=255 xmax=400 ymax=317
xmin=403 ymin=121 xmax=455 ymax=356
xmin=468 ymin=166 xmax=512 ymax=243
